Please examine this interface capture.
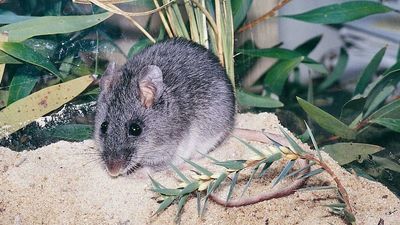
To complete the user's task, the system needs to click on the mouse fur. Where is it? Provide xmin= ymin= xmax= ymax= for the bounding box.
xmin=94 ymin=38 xmax=235 ymax=176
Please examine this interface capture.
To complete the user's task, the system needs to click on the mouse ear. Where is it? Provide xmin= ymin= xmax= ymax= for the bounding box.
xmin=138 ymin=65 xmax=163 ymax=108
xmin=100 ymin=62 xmax=118 ymax=91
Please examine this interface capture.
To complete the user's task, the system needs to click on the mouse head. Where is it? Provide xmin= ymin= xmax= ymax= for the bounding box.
xmin=95 ymin=62 xmax=173 ymax=177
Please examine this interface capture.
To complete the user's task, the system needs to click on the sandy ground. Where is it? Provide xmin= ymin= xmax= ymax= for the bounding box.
xmin=1 ymin=113 xmax=399 ymax=225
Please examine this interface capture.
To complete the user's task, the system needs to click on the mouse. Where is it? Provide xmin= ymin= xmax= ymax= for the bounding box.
xmin=94 ymin=38 xmax=236 ymax=177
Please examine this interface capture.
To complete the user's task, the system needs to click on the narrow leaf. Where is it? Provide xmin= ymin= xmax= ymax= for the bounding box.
xmin=169 ymin=163 xmax=191 ymax=184
xmin=354 ymin=47 xmax=386 ymax=95
xmin=305 ymin=121 xmax=322 ymax=161
xmin=283 ymin=1 xmax=392 ymax=24
xmin=300 ymin=168 xmax=324 ymax=179
xmin=180 ymin=182 xmax=200 ymax=196
xmin=176 ymin=194 xmax=189 ymax=221
xmin=272 ymin=160 xmax=295 ymax=187
xmin=318 ymin=48 xmax=348 ymax=91
xmin=233 ymin=136 xmax=265 ymax=157
xmin=237 ymin=89 xmax=283 ymax=108
xmin=215 ymin=160 xmax=246 ymax=171
xmin=0 ymin=12 xmax=112 ymax=42
xmin=226 ymin=171 xmax=239 ymax=204
xmin=7 ymin=66 xmax=40 ymax=105
xmin=182 ymin=158 xmax=213 ymax=176
xmin=154 ymin=196 xmax=176 ymax=215
xmin=0 ymin=42 xmax=63 ymax=79
xmin=367 ymin=99 xmax=400 ymax=121
xmin=241 ymin=164 xmax=259 ymax=197
xmin=151 ymin=188 xmax=181 ymax=196
xmin=264 ymin=57 xmax=303 ymax=95
xmin=0 ymin=75 xmax=94 ymax=138
xmin=279 ymin=126 xmax=306 ymax=155
xmin=371 ymin=118 xmax=400 ymax=132
xmin=297 ymin=97 xmax=357 ymax=139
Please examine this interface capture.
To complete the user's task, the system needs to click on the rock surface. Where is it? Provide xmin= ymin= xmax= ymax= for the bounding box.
xmin=1 ymin=113 xmax=399 ymax=225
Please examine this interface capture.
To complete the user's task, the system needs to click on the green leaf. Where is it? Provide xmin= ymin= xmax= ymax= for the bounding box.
xmin=297 ymin=97 xmax=357 ymax=139
xmin=7 ymin=66 xmax=40 ymax=105
xmin=231 ymin=0 xmax=253 ymax=30
xmin=305 ymin=121 xmax=322 ymax=161
xmin=283 ymin=1 xmax=392 ymax=24
xmin=322 ymin=143 xmax=383 ymax=165
xmin=287 ymin=162 xmax=316 ymax=178
xmin=0 ymin=51 xmax=21 ymax=64
xmin=340 ymin=98 xmax=366 ymax=128
xmin=176 ymin=194 xmax=189 ymax=222
xmin=237 ymin=89 xmax=283 ymax=108
xmin=154 ymin=196 xmax=176 ymax=215
xmin=318 ymin=48 xmax=348 ymax=91
xmin=354 ymin=47 xmax=386 ymax=95
xmin=127 ymin=38 xmax=151 ymax=58
xmin=300 ymin=168 xmax=324 ymax=179
xmin=364 ymin=85 xmax=395 ymax=118
xmin=215 ymin=160 xmax=246 ymax=171
xmin=169 ymin=163 xmax=191 ymax=184
xmin=226 ymin=171 xmax=239 ymax=204
xmin=372 ymin=156 xmax=400 ymax=173
xmin=258 ymin=153 xmax=282 ymax=178
xmin=264 ymin=57 xmax=303 ymax=95
xmin=0 ymin=12 xmax=112 ymax=42
xmin=0 ymin=42 xmax=63 ymax=80
xmin=241 ymin=164 xmax=260 ymax=197
xmin=43 ymin=124 xmax=93 ymax=141
xmin=206 ymin=172 xmax=228 ymax=196
xmin=370 ymin=118 xmax=400 ymax=132
xmin=180 ymin=182 xmax=200 ymax=196
xmin=148 ymin=175 xmax=164 ymax=189
xmin=182 ymin=158 xmax=213 ymax=176
xmin=0 ymin=75 xmax=94 ymax=138
xmin=233 ymin=136 xmax=266 ymax=157
xmin=151 ymin=188 xmax=181 ymax=196
xmin=272 ymin=160 xmax=295 ymax=187
xmin=237 ymin=47 xmax=304 ymax=60
xmin=367 ymin=99 xmax=400 ymax=121
xmin=279 ymin=126 xmax=306 ymax=155
xmin=295 ymin=34 xmax=323 ymax=55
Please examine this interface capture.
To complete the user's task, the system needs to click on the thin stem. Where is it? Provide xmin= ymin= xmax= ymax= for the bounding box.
xmin=237 ymin=0 xmax=292 ymax=33
xmin=301 ymin=154 xmax=353 ymax=213
xmin=153 ymin=0 xmax=174 ymax=38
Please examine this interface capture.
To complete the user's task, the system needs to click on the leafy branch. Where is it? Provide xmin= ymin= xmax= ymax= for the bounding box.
xmin=150 ymin=126 xmax=356 ymax=224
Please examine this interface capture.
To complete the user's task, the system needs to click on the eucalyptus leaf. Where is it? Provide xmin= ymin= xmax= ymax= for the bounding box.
xmin=43 ymin=124 xmax=93 ymax=141
xmin=295 ymin=34 xmax=323 ymax=55
xmin=297 ymin=97 xmax=357 ymax=139
xmin=128 ymin=38 xmax=151 ymax=58
xmin=372 ymin=156 xmax=400 ymax=173
xmin=322 ymin=143 xmax=383 ymax=165
xmin=0 ymin=75 xmax=94 ymax=138
xmin=283 ymin=1 xmax=392 ymax=24
xmin=0 ymin=12 xmax=112 ymax=42
xmin=354 ymin=47 xmax=386 ymax=96
xmin=318 ymin=48 xmax=348 ymax=91
xmin=367 ymin=99 xmax=400 ymax=121
xmin=0 ymin=51 xmax=21 ymax=64
xmin=0 ymin=42 xmax=63 ymax=80
xmin=264 ymin=57 xmax=303 ymax=95
xmin=370 ymin=118 xmax=400 ymax=133
xmin=231 ymin=0 xmax=253 ymax=30
xmin=237 ymin=89 xmax=283 ymax=108
xmin=7 ymin=66 xmax=40 ymax=105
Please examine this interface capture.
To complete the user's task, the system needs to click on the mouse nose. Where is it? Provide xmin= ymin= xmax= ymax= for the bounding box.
xmin=106 ymin=159 xmax=125 ymax=177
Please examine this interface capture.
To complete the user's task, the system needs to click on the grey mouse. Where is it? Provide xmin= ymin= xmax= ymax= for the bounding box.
xmin=94 ymin=38 xmax=235 ymax=177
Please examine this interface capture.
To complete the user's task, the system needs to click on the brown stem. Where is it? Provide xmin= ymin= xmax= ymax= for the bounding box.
xmin=237 ymin=0 xmax=292 ymax=33
xmin=209 ymin=158 xmax=309 ymax=207
xmin=208 ymin=128 xmax=309 ymax=207
xmin=301 ymin=154 xmax=353 ymax=213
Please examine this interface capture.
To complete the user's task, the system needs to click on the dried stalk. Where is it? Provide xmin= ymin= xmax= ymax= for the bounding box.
xmin=237 ymin=0 xmax=292 ymax=33
xmin=301 ymin=154 xmax=353 ymax=213
xmin=153 ymin=0 xmax=173 ymax=38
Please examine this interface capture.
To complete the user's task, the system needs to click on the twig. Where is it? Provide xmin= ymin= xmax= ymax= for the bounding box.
xmin=237 ymin=0 xmax=292 ymax=33
xmin=207 ymin=128 xmax=310 ymax=207
xmin=301 ymin=154 xmax=353 ymax=213
xmin=209 ymin=158 xmax=309 ymax=207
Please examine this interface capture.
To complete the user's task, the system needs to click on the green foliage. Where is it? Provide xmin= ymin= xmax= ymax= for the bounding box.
xmin=282 ymin=1 xmax=392 ymax=24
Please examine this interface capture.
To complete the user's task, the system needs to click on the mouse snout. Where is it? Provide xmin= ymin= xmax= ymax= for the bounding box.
xmin=103 ymin=149 xmax=131 ymax=177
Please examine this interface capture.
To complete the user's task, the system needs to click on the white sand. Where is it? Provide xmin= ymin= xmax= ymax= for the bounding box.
xmin=1 ymin=113 xmax=399 ymax=225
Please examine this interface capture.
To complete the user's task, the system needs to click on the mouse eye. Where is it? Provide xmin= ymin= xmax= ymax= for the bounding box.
xmin=128 ymin=123 xmax=142 ymax=136
xmin=101 ymin=122 xmax=108 ymax=134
